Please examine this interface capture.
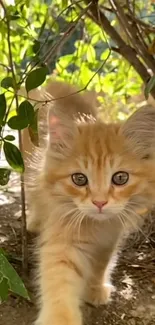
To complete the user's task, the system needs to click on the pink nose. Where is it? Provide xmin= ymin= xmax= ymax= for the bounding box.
xmin=92 ymin=200 xmax=107 ymax=209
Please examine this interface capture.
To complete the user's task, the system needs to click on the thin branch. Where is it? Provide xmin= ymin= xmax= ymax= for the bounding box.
xmin=1 ymin=96 xmax=15 ymax=141
xmin=126 ymin=12 xmax=155 ymax=33
xmin=20 ymin=0 xmax=83 ymax=84
xmin=109 ymin=0 xmax=155 ymax=74
xmin=124 ymin=3 xmax=149 ymax=49
xmin=99 ymin=4 xmax=113 ymax=13
xmin=111 ymin=46 xmax=121 ymax=53
xmin=83 ymin=0 xmax=155 ymax=99
xmin=19 ymin=2 xmax=91 ymax=86
xmin=0 ymin=62 xmax=11 ymax=72
xmin=43 ymin=2 xmax=92 ymax=64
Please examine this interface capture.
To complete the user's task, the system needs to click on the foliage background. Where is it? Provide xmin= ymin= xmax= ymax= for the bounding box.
xmin=1 ymin=0 xmax=154 ymax=134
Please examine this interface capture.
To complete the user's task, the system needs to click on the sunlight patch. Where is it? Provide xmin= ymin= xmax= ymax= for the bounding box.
xmin=120 ymin=273 xmax=134 ymax=300
xmin=0 ymin=193 xmax=15 ymax=206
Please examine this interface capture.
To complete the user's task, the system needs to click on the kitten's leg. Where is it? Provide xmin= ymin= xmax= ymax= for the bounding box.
xmin=85 ymin=222 xmax=124 ymax=307
xmin=35 ymin=243 xmax=88 ymax=325
xmin=85 ymin=245 xmax=120 ymax=307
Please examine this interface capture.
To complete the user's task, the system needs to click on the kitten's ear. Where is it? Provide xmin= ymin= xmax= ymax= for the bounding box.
xmin=119 ymin=106 xmax=155 ymax=158
xmin=47 ymin=107 xmax=78 ymax=157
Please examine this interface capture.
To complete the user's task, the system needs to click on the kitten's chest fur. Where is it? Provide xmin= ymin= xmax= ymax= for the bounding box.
xmin=67 ymin=217 xmax=124 ymax=263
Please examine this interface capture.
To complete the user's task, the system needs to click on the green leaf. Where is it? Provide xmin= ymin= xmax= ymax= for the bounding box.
xmin=0 ymin=94 xmax=6 ymax=126
xmin=38 ymin=18 xmax=46 ymax=38
xmin=28 ymin=108 xmax=39 ymax=146
xmin=16 ymin=17 xmax=28 ymax=27
xmin=32 ymin=40 xmax=40 ymax=54
xmin=144 ymin=76 xmax=155 ymax=99
xmin=4 ymin=135 xmax=15 ymax=141
xmin=1 ymin=77 xmax=14 ymax=89
xmin=8 ymin=101 xmax=34 ymax=130
xmin=28 ymin=126 xmax=39 ymax=146
xmin=18 ymin=100 xmax=34 ymax=124
xmin=0 ymin=249 xmax=29 ymax=300
xmin=62 ymin=0 xmax=68 ymax=8
xmin=29 ymin=107 xmax=38 ymax=132
xmin=10 ymin=14 xmax=20 ymax=20
xmin=86 ymin=45 xmax=96 ymax=63
xmin=0 ymin=168 xmax=11 ymax=185
xmin=0 ymin=276 xmax=9 ymax=302
xmin=0 ymin=271 xmax=3 ymax=282
xmin=3 ymin=142 xmax=24 ymax=173
xmin=8 ymin=116 xmax=26 ymax=130
xmin=25 ymin=67 xmax=48 ymax=92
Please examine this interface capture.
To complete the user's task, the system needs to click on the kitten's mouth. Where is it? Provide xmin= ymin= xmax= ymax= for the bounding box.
xmin=87 ymin=210 xmax=115 ymax=220
xmin=79 ymin=206 xmax=120 ymax=220
xmin=98 ymin=208 xmax=103 ymax=214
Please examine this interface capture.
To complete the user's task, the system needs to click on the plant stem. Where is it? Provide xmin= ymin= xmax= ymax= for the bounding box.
xmin=0 ymin=0 xmax=28 ymax=274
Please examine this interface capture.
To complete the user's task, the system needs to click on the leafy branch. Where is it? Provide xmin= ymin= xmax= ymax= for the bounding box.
xmin=83 ymin=0 xmax=155 ymax=98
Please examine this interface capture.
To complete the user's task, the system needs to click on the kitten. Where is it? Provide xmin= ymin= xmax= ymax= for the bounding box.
xmin=26 ymin=81 xmax=155 ymax=325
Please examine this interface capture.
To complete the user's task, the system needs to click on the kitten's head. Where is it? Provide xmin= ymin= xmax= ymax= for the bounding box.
xmin=43 ymin=105 xmax=155 ymax=225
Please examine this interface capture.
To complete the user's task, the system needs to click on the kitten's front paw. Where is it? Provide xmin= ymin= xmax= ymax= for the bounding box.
xmin=85 ymin=283 xmax=115 ymax=307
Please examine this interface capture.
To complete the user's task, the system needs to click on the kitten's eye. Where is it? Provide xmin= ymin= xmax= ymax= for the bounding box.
xmin=112 ymin=171 xmax=129 ymax=186
xmin=71 ymin=173 xmax=88 ymax=186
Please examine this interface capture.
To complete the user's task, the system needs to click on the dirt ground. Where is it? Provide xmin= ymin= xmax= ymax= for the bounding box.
xmin=0 ymin=173 xmax=155 ymax=325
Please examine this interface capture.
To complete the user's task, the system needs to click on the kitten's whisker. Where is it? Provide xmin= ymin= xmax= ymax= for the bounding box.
xmin=121 ymin=208 xmax=148 ymax=241
xmin=121 ymin=216 xmax=126 ymax=230
xmin=65 ymin=215 xmax=77 ymax=236
xmin=117 ymin=213 xmax=127 ymax=231
xmin=57 ymin=207 xmax=80 ymax=227
xmin=67 ymin=211 xmax=81 ymax=233
xmin=77 ymin=213 xmax=85 ymax=241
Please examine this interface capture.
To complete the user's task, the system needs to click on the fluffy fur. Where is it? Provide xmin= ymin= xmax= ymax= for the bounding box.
xmin=25 ymin=81 xmax=155 ymax=325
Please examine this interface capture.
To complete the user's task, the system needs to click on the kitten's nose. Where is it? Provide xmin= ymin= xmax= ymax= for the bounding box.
xmin=92 ymin=200 xmax=107 ymax=209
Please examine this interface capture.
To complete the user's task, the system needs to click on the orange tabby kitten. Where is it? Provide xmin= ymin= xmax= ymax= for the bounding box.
xmin=26 ymin=81 xmax=155 ymax=325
